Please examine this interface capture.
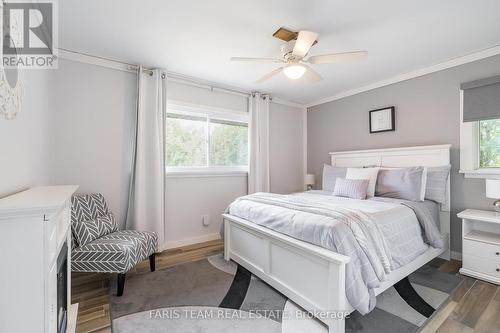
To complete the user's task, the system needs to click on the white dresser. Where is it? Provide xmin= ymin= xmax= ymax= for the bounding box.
xmin=458 ymin=209 xmax=500 ymax=285
xmin=0 ymin=186 xmax=78 ymax=333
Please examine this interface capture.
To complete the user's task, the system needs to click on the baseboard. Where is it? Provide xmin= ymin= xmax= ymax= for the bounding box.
xmin=450 ymin=250 xmax=462 ymax=261
xmin=162 ymin=233 xmax=221 ymax=251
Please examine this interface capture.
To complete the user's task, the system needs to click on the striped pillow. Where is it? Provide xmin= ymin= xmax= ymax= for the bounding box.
xmin=425 ymin=165 xmax=451 ymax=205
xmin=72 ymin=213 xmax=118 ymax=247
xmin=333 ymin=178 xmax=370 ymax=200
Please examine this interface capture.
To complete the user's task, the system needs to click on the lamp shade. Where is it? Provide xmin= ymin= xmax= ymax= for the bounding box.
xmin=304 ymin=174 xmax=316 ymax=186
xmin=486 ymin=179 xmax=500 ymax=199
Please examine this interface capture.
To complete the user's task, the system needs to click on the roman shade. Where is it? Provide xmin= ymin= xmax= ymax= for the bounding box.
xmin=461 ymin=75 xmax=500 ymax=122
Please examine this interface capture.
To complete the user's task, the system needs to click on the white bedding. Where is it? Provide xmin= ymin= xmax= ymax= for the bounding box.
xmin=308 ymin=190 xmax=432 ymax=267
xmin=231 ymin=191 xmax=430 ymax=269
xmin=227 ymin=191 xmax=438 ymax=314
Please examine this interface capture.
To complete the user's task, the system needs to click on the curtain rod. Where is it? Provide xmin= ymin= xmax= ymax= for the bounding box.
xmin=58 ymin=48 xmax=253 ymax=98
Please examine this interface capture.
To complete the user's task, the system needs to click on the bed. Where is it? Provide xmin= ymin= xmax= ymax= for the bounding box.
xmin=222 ymin=145 xmax=451 ymax=333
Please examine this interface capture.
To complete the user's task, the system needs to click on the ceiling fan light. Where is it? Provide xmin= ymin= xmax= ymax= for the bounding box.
xmin=283 ymin=65 xmax=306 ymax=80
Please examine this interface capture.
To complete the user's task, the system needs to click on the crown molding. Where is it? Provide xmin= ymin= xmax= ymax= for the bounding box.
xmin=306 ymin=44 xmax=500 ymax=108
xmin=271 ymin=97 xmax=306 ymax=109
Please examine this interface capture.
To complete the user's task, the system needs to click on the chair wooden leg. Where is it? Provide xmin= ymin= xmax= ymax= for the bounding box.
xmin=117 ymin=273 xmax=126 ymax=296
xmin=149 ymin=253 xmax=156 ymax=272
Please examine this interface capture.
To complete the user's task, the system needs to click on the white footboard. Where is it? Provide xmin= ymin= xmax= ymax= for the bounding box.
xmin=223 ymin=214 xmax=350 ymax=333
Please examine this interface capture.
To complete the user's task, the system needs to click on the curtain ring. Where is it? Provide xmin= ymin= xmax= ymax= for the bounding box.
xmin=161 ymin=73 xmax=166 ymax=79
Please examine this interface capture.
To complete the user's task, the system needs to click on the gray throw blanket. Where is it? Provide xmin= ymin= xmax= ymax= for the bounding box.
xmin=371 ymin=197 xmax=444 ymax=248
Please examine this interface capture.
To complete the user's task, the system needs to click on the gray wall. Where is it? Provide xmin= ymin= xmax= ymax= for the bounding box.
xmin=307 ymin=54 xmax=500 ymax=254
xmin=48 ymin=59 xmax=136 ymax=228
xmin=270 ymin=102 xmax=305 ymax=194
xmin=0 ymin=69 xmax=52 ymax=198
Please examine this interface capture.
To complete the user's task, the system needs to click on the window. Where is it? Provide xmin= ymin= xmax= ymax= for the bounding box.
xmin=166 ymin=103 xmax=248 ymax=173
xmin=479 ymin=119 xmax=500 ymax=168
xmin=209 ymin=119 xmax=248 ymax=167
xmin=166 ymin=113 xmax=207 ymax=167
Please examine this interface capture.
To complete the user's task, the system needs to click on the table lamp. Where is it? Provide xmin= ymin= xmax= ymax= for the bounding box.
xmin=486 ymin=179 xmax=500 ymax=212
xmin=305 ymin=174 xmax=316 ymax=191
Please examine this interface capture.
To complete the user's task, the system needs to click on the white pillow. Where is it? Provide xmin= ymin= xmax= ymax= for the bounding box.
xmin=380 ymin=166 xmax=427 ymax=201
xmin=346 ymin=167 xmax=380 ymax=197
xmin=420 ymin=167 xmax=428 ymax=201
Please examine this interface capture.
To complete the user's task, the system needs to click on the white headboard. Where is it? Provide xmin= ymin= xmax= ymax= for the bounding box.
xmin=329 ymin=144 xmax=451 ymax=259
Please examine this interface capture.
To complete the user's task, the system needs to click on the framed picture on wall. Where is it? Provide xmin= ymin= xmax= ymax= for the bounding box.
xmin=369 ymin=106 xmax=395 ymax=133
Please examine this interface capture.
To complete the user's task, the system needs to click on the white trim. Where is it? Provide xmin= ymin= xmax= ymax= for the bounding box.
xmin=166 ymin=169 xmax=248 ymax=178
xmin=306 ymin=44 xmax=500 ymax=108
xmin=450 ymin=251 xmax=462 ymax=261
xmin=271 ymin=97 xmax=306 ymax=109
xmin=459 ymin=90 xmax=480 ymax=172
xmin=460 ymin=169 xmax=500 ymax=179
xmin=459 ymin=268 xmax=500 ymax=285
xmin=328 ymin=144 xmax=452 ymax=155
xmin=162 ymin=233 xmax=221 ymax=250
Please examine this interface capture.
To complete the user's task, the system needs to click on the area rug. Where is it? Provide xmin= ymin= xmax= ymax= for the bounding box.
xmin=110 ymin=254 xmax=462 ymax=333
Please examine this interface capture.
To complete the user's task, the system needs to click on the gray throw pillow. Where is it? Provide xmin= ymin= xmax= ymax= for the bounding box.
xmin=375 ymin=167 xmax=424 ymax=201
xmin=322 ymin=164 xmax=347 ymax=192
xmin=425 ymin=165 xmax=451 ymax=205
xmin=72 ymin=213 xmax=118 ymax=247
xmin=333 ymin=178 xmax=369 ymax=200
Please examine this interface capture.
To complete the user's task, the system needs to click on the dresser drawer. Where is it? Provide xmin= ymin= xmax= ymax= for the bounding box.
xmin=463 ymin=254 xmax=500 ymax=279
xmin=463 ymin=239 xmax=500 ymax=263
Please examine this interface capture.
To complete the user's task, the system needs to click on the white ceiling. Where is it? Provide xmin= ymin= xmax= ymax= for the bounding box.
xmin=60 ymin=0 xmax=500 ymax=105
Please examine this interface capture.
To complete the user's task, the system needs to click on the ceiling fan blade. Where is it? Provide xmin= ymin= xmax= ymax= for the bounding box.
xmin=255 ymin=67 xmax=283 ymax=84
xmin=302 ymin=65 xmax=322 ymax=82
xmin=306 ymin=51 xmax=367 ymax=64
xmin=292 ymin=31 xmax=318 ymax=58
xmin=231 ymin=57 xmax=284 ymax=63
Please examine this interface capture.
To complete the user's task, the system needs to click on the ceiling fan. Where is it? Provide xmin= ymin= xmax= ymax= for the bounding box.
xmin=231 ymin=27 xmax=367 ymax=83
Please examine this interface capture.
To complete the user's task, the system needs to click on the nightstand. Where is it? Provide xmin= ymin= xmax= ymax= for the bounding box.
xmin=458 ymin=209 xmax=500 ymax=285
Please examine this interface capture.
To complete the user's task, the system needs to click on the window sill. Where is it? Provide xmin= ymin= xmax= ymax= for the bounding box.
xmin=460 ymin=169 xmax=500 ymax=179
xmin=166 ymin=168 xmax=248 ymax=178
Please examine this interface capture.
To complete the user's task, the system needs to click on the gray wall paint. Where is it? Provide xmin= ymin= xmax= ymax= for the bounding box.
xmin=308 ymin=54 xmax=500 ymax=254
xmin=48 ymin=59 xmax=136 ymax=228
xmin=270 ymin=102 xmax=304 ymax=194
xmin=0 ymin=69 xmax=52 ymax=198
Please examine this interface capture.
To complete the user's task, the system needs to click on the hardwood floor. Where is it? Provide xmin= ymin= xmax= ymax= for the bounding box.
xmin=422 ymin=258 xmax=500 ymax=333
xmin=72 ymin=248 xmax=500 ymax=333
xmin=71 ymin=239 xmax=224 ymax=333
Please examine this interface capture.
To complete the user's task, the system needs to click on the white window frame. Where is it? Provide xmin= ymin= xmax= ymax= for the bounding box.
xmin=165 ymin=100 xmax=249 ymax=177
xmin=459 ymin=90 xmax=500 ymax=179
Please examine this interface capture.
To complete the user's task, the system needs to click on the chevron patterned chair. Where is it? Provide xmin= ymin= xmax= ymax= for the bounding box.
xmin=70 ymin=193 xmax=158 ymax=296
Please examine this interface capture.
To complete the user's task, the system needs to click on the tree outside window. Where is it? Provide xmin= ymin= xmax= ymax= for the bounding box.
xmin=479 ymin=119 xmax=500 ymax=168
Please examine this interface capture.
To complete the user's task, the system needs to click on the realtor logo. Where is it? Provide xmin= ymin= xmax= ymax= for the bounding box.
xmin=1 ymin=0 xmax=58 ymax=68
